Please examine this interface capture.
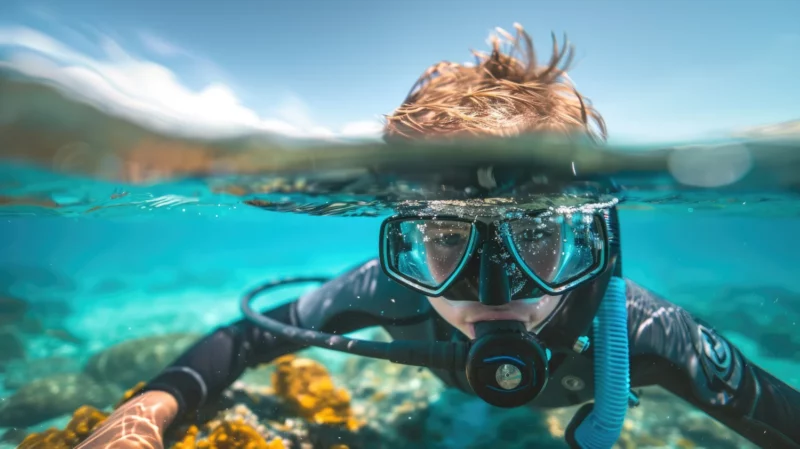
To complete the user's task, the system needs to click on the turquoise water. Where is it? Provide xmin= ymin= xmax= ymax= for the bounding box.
xmin=1 ymin=182 xmax=799 ymax=446
xmin=3 ymin=203 xmax=799 ymax=362
xmin=3 ymin=206 xmax=799 ymax=356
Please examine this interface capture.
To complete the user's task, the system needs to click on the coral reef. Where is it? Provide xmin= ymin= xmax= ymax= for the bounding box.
xmin=13 ymin=355 xmax=362 ymax=449
xmin=19 ymin=398 xmax=289 ymax=449
xmin=270 ymin=355 xmax=361 ymax=431
xmin=173 ymin=419 xmax=287 ymax=449
xmin=114 ymin=381 xmax=147 ymax=409
xmin=17 ymin=405 xmax=108 ymax=449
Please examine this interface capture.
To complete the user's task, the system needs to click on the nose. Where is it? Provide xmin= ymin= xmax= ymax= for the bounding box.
xmin=477 ymin=239 xmax=512 ymax=306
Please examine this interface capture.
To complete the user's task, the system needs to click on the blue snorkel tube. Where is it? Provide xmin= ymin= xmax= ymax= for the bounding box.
xmin=566 ymin=276 xmax=631 ymax=449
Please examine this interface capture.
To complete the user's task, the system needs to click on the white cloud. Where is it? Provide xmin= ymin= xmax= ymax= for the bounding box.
xmin=0 ymin=26 xmax=383 ymax=141
xmin=340 ymin=120 xmax=386 ymax=138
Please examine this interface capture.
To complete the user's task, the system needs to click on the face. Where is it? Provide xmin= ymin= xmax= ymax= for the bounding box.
xmin=420 ymin=219 xmax=566 ymax=339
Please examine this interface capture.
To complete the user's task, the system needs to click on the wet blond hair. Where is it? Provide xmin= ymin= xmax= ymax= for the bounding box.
xmin=383 ymin=23 xmax=607 ymax=142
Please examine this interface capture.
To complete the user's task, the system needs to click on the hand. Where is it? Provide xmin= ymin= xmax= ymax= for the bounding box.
xmin=76 ymin=391 xmax=179 ymax=449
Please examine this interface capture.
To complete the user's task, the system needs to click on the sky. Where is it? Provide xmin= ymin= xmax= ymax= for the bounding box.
xmin=0 ymin=0 xmax=798 ymax=143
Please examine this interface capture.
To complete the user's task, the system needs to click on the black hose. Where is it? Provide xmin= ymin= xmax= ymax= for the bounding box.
xmin=240 ymin=277 xmax=468 ymax=371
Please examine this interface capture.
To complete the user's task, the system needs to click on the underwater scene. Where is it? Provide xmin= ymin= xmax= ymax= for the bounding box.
xmin=2 ymin=1 xmax=800 ymax=448
xmin=2 ymin=202 xmax=800 ymax=449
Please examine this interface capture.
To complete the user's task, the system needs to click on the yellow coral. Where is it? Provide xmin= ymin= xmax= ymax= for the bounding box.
xmin=18 ymin=405 xmax=109 ymax=449
xmin=115 ymin=381 xmax=147 ymax=409
xmin=192 ymin=420 xmax=284 ymax=449
xmin=18 ymin=429 xmax=72 ymax=449
xmin=170 ymin=420 xmax=287 ymax=449
xmin=265 ymin=439 xmax=285 ymax=449
xmin=271 ymin=355 xmax=361 ymax=431
xmin=171 ymin=425 xmax=201 ymax=449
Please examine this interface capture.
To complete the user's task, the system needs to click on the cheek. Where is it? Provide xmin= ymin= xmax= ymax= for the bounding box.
xmin=427 ymin=297 xmax=467 ymax=326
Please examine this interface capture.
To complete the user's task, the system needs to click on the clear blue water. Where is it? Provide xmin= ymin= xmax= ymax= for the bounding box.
xmin=3 ymin=205 xmax=798 ymax=367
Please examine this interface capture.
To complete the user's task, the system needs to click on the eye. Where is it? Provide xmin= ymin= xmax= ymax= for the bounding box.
xmin=433 ymin=232 xmax=465 ymax=248
xmin=518 ymin=228 xmax=552 ymax=243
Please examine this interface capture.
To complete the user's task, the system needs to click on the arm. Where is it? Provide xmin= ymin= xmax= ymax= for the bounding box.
xmin=75 ymin=300 xmax=308 ymax=449
xmin=143 ymin=259 xmax=430 ymax=417
xmin=90 ymin=258 xmax=427 ymax=442
xmin=140 ymin=300 xmax=307 ymax=417
xmin=625 ymin=279 xmax=800 ymax=449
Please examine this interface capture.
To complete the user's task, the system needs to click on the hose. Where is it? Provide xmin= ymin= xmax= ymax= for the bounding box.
xmin=573 ymin=276 xmax=630 ymax=449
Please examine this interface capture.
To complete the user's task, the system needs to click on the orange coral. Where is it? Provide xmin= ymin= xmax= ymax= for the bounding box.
xmin=271 ymin=355 xmax=361 ymax=431
xmin=18 ymin=405 xmax=109 ymax=449
xmin=171 ymin=420 xmax=290 ymax=449
xmin=171 ymin=425 xmax=201 ymax=449
xmin=189 ymin=420 xmax=284 ymax=449
xmin=17 ymin=429 xmax=72 ymax=449
xmin=115 ymin=381 xmax=147 ymax=409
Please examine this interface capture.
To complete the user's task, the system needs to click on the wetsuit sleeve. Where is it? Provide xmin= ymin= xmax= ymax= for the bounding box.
xmin=140 ymin=258 xmax=427 ymax=418
xmin=139 ymin=300 xmax=306 ymax=418
xmin=625 ymin=279 xmax=800 ymax=449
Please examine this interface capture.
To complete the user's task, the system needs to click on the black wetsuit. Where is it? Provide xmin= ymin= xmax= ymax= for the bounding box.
xmin=144 ymin=258 xmax=800 ymax=448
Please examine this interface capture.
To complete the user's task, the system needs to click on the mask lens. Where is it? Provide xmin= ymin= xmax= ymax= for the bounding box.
xmin=384 ymin=219 xmax=473 ymax=290
xmin=506 ymin=213 xmax=603 ymax=288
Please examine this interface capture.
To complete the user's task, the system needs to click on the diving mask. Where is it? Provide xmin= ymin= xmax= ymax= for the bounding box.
xmin=378 ymin=209 xmax=610 ymax=304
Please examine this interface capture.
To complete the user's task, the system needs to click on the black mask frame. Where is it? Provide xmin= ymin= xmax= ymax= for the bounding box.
xmin=378 ymin=211 xmax=610 ymax=307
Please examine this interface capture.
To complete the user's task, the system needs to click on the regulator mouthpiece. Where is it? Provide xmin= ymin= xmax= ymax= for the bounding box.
xmin=465 ymin=320 xmax=550 ymax=408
